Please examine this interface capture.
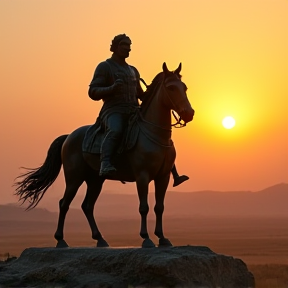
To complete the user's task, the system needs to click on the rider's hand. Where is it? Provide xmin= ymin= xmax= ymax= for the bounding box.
xmin=112 ymin=79 xmax=124 ymax=93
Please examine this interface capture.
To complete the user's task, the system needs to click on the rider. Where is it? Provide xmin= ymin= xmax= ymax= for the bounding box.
xmin=88 ymin=34 xmax=188 ymax=186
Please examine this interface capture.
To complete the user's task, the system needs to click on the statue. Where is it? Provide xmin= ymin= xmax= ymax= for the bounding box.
xmin=15 ymin=35 xmax=195 ymax=248
xmin=87 ymin=34 xmax=188 ymax=186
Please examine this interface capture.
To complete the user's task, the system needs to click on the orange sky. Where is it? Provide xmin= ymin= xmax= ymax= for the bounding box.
xmin=1 ymin=0 xmax=287 ymax=204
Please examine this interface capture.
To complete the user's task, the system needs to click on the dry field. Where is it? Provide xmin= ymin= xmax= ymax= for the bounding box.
xmin=1 ymin=216 xmax=287 ymax=287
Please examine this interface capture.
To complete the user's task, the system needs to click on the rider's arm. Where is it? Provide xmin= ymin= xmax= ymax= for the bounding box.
xmin=88 ymin=62 xmax=114 ymax=101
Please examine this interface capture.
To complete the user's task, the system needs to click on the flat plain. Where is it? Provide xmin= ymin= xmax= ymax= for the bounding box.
xmin=1 ymin=216 xmax=287 ymax=287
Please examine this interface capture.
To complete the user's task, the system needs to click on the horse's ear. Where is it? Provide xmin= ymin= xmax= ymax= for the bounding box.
xmin=174 ymin=63 xmax=182 ymax=75
xmin=162 ymin=62 xmax=169 ymax=74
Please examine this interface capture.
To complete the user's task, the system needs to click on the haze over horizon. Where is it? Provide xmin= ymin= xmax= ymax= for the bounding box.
xmin=3 ymin=183 xmax=287 ymax=215
xmin=1 ymin=0 xmax=287 ymax=204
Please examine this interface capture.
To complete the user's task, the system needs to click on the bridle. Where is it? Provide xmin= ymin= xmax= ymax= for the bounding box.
xmin=171 ymin=110 xmax=186 ymax=128
xmin=140 ymin=77 xmax=187 ymax=129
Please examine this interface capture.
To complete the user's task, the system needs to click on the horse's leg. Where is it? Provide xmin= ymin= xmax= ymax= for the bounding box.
xmin=54 ymin=175 xmax=84 ymax=248
xmin=154 ymin=174 xmax=173 ymax=247
xmin=136 ymin=173 xmax=155 ymax=248
xmin=82 ymin=175 xmax=109 ymax=247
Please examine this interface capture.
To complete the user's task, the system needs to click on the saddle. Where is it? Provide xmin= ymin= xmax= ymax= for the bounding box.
xmin=82 ymin=111 xmax=140 ymax=155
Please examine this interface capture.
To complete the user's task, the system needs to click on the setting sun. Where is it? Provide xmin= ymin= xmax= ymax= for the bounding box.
xmin=222 ymin=116 xmax=236 ymax=129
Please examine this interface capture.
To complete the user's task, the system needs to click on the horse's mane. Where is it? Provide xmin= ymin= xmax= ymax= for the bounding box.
xmin=140 ymin=72 xmax=164 ymax=113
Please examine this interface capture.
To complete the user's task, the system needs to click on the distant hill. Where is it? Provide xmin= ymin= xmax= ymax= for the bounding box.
xmin=0 ymin=204 xmax=88 ymax=223
xmin=162 ymin=183 xmax=288 ymax=217
xmin=1 ymin=183 xmax=287 ymax=221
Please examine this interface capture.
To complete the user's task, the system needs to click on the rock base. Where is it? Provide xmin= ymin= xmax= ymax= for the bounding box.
xmin=0 ymin=245 xmax=254 ymax=288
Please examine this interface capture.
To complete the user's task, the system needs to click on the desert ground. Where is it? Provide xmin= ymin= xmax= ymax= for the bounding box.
xmin=1 ymin=216 xmax=287 ymax=287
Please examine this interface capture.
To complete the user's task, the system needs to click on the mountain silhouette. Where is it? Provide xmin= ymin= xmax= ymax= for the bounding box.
xmin=1 ymin=183 xmax=287 ymax=221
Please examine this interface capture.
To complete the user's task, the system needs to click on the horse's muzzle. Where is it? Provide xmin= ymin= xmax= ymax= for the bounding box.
xmin=180 ymin=107 xmax=195 ymax=123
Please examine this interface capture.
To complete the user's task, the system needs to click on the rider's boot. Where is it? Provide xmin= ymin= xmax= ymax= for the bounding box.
xmin=99 ymin=133 xmax=118 ymax=177
xmin=99 ymin=160 xmax=117 ymax=176
xmin=171 ymin=164 xmax=189 ymax=187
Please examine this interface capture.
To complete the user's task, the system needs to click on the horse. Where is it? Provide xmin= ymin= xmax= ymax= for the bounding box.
xmin=15 ymin=62 xmax=195 ymax=248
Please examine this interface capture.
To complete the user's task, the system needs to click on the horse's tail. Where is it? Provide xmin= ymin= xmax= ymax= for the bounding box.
xmin=14 ymin=134 xmax=68 ymax=210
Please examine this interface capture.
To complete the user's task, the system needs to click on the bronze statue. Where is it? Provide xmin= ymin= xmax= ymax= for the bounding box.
xmin=87 ymin=34 xmax=188 ymax=186
xmin=15 ymin=36 xmax=195 ymax=248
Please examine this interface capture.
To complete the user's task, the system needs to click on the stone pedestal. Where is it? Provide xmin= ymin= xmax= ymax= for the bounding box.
xmin=0 ymin=246 xmax=254 ymax=288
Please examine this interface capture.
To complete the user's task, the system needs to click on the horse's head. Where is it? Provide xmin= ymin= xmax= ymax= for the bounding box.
xmin=162 ymin=62 xmax=194 ymax=124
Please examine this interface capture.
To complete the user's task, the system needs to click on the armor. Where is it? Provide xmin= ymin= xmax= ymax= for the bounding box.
xmin=88 ymin=58 xmax=143 ymax=176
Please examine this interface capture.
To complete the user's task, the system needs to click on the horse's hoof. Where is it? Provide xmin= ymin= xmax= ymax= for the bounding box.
xmin=158 ymin=238 xmax=173 ymax=247
xmin=173 ymin=175 xmax=189 ymax=187
xmin=97 ymin=238 xmax=109 ymax=247
xmin=142 ymin=238 xmax=156 ymax=248
xmin=56 ymin=239 xmax=69 ymax=248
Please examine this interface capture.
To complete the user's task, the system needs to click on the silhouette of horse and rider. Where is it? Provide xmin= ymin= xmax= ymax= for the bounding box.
xmin=15 ymin=34 xmax=195 ymax=248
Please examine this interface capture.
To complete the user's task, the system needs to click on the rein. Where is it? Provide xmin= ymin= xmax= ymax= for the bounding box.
xmin=138 ymin=113 xmax=173 ymax=148
xmin=139 ymin=114 xmax=171 ymax=132
xmin=171 ymin=111 xmax=186 ymax=128
xmin=140 ymin=78 xmax=148 ymax=88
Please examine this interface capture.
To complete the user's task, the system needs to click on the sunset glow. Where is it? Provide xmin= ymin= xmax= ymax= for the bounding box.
xmin=0 ymin=0 xmax=287 ymax=205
